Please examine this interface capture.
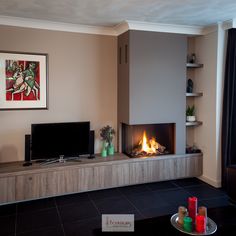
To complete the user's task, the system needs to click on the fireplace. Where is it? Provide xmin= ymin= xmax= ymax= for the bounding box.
xmin=122 ymin=123 xmax=175 ymax=158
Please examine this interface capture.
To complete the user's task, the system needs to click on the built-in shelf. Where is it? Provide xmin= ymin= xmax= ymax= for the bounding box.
xmin=186 ymin=92 xmax=203 ymax=97
xmin=0 ymin=153 xmax=203 ymax=204
xmin=186 ymin=63 xmax=203 ymax=68
xmin=186 ymin=121 xmax=203 ymax=127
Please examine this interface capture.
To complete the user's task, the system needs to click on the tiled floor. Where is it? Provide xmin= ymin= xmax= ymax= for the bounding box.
xmin=0 ymin=178 xmax=229 ymax=236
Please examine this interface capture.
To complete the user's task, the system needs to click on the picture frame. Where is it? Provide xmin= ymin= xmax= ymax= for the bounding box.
xmin=0 ymin=51 xmax=48 ymax=110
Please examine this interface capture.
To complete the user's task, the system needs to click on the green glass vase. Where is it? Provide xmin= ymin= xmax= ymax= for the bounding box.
xmin=101 ymin=141 xmax=108 ymax=157
xmin=101 ymin=148 xmax=107 ymax=157
xmin=107 ymin=144 xmax=114 ymax=156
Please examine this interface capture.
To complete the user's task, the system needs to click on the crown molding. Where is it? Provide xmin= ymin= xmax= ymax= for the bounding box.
xmin=201 ymin=24 xmax=218 ymax=35
xmin=0 ymin=15 xmax=117 ymax=36
xmin=0 ymin=15 xmax=234 ymax=37
xmin=232 ymin=18 xmax=236 ymax=28
xmin=114 ymin=20 xmax=236 ymax=36
xmin=123 ymin=20 xmax=204 ymax=35
xmin=113 ymin=21 xmax=129 ymax=36
xmin=0 ymin=15 xmax=204 ymax=36
xmin=222 ymin=19 xmax=233 ymax=30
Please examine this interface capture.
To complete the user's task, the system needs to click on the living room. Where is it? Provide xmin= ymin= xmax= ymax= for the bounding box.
xmin=0 ymin=1 xmax=236 ymax=236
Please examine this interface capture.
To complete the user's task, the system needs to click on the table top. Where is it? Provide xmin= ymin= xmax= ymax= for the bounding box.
xmin=93 ymin=205 xmax=236 ymax=236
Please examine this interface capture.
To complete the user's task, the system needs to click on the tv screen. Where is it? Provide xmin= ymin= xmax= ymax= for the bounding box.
xmin=31 ymin=122 xmax=90 ymax=159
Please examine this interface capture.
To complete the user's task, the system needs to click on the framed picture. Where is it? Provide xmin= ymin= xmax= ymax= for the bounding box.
xmin=0 ymin=51 xmax=48 ymax=110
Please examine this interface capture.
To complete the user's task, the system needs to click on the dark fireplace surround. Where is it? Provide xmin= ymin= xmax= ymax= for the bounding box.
xmin=122 ymin=123 xmax=175 ymax=158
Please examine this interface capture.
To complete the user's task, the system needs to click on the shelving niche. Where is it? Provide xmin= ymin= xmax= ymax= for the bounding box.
xmin=186 ymin=37 xmax=203 ymax=151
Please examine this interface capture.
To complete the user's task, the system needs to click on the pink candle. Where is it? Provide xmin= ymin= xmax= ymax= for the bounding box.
xmin=188 ymin=197 xmax=198 ymax=223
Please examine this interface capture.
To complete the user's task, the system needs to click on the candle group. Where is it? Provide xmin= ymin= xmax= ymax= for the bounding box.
xmin=177 ymin=196 xmax=207 ymax=233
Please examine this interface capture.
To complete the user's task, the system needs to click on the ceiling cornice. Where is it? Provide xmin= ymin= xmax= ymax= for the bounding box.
xmin=117 ymin=20 xmax=204 ymax=35
xmin=232 ymin=18 xmax=236 ymax=28
xmin=0 ymin=15 xmax=117 ymax=36
xmin=0 ymin=15 xmax=234 ymax=36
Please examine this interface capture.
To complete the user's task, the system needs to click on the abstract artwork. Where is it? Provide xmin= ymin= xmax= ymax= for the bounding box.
xmin=0 ymin=51 xmax=48 ymax=110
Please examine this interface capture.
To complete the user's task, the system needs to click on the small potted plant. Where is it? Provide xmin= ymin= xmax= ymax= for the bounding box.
xmin=100 ymin=125 xmax=115 ymax=156
xmin=186 ymin=105 xmax=196 ymax=122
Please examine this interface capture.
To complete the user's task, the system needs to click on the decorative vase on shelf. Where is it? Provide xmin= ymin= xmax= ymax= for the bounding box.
xmin=107 ymin=143 xmax=114 ymax=156
xmin=101 ymin=141 xmax=108 ymax=157
xmin=101 ymin=148 xmax=107 ymax=157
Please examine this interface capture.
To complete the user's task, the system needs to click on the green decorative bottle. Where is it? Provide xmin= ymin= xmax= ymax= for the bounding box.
xmin=101 ymin=141 xmax=108 ymax=157
xmin=101 ymin=148 xmax=107 ymax=157
xmin=107 ymin=143 xmax=114 ymax=156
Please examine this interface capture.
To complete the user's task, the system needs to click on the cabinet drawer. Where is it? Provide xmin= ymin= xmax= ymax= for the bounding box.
xmin=15 ymin=171 xmax=63 ymax=201
xmin=0 ymin=177 xmax=15 ymax=204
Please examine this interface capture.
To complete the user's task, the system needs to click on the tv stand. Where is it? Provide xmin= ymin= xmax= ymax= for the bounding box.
xmin=40 ymin=155 xmax=81 ymax=166
xmin=0 ymin=153 xmax=202 ymax=205
xmin=88 ymin=154 xmax=95 ymax=159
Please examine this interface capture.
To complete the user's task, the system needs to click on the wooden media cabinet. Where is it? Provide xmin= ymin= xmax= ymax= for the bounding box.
xmin=0 ymin=153 xmax=202 ymax=204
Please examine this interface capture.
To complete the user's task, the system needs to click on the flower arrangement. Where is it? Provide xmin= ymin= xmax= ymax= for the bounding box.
xmin=100 ymin=125 xmax=115 ymax=156
xmin=100 ymin=125 xmax=115 ymax=146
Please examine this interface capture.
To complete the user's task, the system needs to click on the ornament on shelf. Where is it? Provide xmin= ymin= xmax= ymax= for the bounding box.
xmin=188 ymin=53 xmax=196 ymax=63
xmin=187 ymin=79 xmax=193 ymax=93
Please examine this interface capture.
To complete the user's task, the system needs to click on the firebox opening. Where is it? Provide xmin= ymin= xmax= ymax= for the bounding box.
xmin=122 ymin=123 xmax=175 ymax=158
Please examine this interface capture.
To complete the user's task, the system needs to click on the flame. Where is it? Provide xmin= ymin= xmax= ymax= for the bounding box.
xmin=140 ymin=131 xmax=157 ymax=154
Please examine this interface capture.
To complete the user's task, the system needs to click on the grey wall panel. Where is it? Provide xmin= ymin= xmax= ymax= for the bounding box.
xmin=129 ymin=31 xmax=187 ymax=154
xmin=118 ymin=31 xmax=130 ymax=124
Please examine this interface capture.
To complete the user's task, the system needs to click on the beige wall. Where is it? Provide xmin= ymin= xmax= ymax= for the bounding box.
xmin=0 ymin=26 xmax=117 ymax=162
xmin=194 ymin=31 xmax=218 ymax=186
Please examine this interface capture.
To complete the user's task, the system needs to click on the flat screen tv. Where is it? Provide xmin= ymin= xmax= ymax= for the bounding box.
xmin=31 ymin=121 xmax=90 ymax=159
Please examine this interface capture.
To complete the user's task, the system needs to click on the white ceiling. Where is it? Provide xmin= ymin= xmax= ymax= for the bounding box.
xmin=0 ymin=0 xmax=236 ymax=27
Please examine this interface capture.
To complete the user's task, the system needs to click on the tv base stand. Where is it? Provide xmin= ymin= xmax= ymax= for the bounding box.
xmin=40 ymin=155 xmax=81 ymax=166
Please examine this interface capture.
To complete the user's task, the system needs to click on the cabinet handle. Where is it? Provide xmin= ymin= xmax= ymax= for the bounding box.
xmin=28 ymin=177 xmax=32 ymax=181
xmin=119 ymin=47 xmax=122 ymax=64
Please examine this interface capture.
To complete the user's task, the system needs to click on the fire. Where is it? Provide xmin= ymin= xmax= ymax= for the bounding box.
xmin=139 ymin=131 xmax=160 ymax=154
xmin=131 ymin=130 xmax=167 ymax=157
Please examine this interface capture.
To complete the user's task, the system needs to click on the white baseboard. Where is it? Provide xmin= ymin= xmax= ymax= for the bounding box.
xmin=197 ymin=175 xmax=222 ymax=188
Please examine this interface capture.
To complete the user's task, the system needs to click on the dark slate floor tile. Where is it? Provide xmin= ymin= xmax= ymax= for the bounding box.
xmin=126 ymin=192 xmax=170 ymax=210
xmin=16 ymin=226 xmax=64 ymax=236
xmin=140 ymin=205 xmax=176 ymax=218
xmin=208 ymin=205 xmax=236 ymax=223
xmin=94 ymin=196 xmax=138 ymax=215
xmin=172 ymin=178 xmax=206 ymax=187
xmin=55 ymin=192 xmax=90 ymax=207
xmin=201 ymin=196 xmax=230 ymax=208
xmin=63 ymin=217 xmax=101 ymax=236
xmin=118 ymin=184 xmax=151 ymax=196
xmin=17 ymin=198 xmax=56 ymax=213
xmin=185 ymin=185 xmax=226 ymax=200
xmin=58 ymin=201 xmax=99 ymax=223
xmin=88 ymin=188 xmax=122 ymax=201
xmin=16 ymin=208 xmax=60 ymax=233
xmin=0 ymin=203 xmax=16 ymax=217
xmin=0 ymin=215 xmax=16 ymax=236
xmin=155 ymin=189 xmax=191 ymax=207
xmin=146 ymin=181 xmax=179 ymax=191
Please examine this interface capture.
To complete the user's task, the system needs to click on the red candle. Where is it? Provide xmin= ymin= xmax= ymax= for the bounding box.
xmin=196 ymin=215 xmax=206 ymax=233
xmin=188 ymin=197 xmax=198 ymax=223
